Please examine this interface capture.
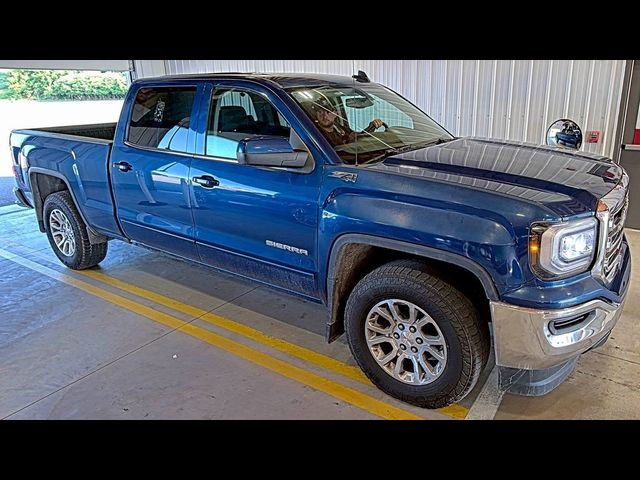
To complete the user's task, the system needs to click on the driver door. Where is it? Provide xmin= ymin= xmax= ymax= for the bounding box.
xmin=189 ymin=82 xmax=322 ymax=298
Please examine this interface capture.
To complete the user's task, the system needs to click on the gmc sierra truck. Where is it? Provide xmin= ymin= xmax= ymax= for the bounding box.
xmin=9 ymin=72 xmax=631 ymax=408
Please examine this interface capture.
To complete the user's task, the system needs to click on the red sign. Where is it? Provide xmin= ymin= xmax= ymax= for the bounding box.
xmin=586 ymin=131 xmax=601 ymax=144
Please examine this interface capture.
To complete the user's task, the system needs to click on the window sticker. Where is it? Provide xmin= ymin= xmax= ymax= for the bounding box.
xmin=153 ymin=99 xmax=166 ymax=123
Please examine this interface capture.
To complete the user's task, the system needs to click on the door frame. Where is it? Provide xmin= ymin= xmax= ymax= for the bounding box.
xmin=613 ymin=60 xmax=640 ymax=162
xmin=615 ymin=60 xmax=640 ymax=229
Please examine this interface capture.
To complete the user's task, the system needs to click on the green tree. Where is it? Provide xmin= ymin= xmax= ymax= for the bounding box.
xmin=0 ymin=71 xmax=10 ymax=99
xmin=0 ymin=71 xmax=8 ymax=90
xmin=7 ymin=70 xmax=64 ymax=100
xmin=5 ymin=69 xmax=128 ymax=100
xmin=48 ymin=71 xmax=127 ymax=100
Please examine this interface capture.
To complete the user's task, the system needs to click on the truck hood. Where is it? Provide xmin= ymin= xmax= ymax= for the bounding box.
xmin=368 ymin=137 xmax=623 ymax=217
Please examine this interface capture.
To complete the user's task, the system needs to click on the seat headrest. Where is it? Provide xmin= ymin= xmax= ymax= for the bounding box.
xmin=218 ymin=106 xmax=248 ymax=131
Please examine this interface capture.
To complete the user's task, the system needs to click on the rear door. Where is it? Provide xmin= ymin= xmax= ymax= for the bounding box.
xmin=110 ymin=83 xmax=201 ymax=259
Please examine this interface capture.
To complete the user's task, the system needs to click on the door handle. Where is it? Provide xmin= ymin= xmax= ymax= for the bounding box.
xmin=192 ymin=175 xmax=220 ymax=188
xmin=112 ymin=161 xmax=133 ymax=172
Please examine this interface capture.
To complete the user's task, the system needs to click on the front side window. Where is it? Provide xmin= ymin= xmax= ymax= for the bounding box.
xmin=287 ymin=83 xmax=452 ymax=164
xmin=205 ymin=88 xmax=291 ymax=159
xmin=128 ymin=86 xmax=196 ymax=152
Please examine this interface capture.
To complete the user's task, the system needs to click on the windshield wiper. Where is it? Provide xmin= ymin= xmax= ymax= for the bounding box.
xmin=359 ymin=147 xmax=399 ymax=165
xmin=393 ymin=137 xmax=452 ymax=154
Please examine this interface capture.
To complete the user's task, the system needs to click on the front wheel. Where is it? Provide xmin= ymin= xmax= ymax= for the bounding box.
xmin=43 ymin=191 xmax=108 ymax=269
xmin=344 ymin=259 xmax=490 ymax=409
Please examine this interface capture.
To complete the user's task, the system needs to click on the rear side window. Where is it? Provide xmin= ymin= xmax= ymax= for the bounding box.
xmin=128 ymin=86 xmax=196 ymax=152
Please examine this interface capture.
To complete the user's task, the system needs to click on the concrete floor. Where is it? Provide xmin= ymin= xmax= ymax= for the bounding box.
xmin=0 ymin=177 xmax=16 ymax=207
xmin=1 ymin=203 xmax=639 ymax=419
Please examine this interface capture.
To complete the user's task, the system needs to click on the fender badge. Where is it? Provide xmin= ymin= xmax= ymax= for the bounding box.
xmin=266 ymin=240 xmax=309 ymax=256
xmin=329 ymin=171 xmax=358 ymax=183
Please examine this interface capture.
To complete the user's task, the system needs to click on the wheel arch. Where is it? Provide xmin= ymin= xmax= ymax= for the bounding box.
xmin=29 ymin=168 xmax=107 ymax=244
xmin=325 ymin=234 xmax=499 ymax=342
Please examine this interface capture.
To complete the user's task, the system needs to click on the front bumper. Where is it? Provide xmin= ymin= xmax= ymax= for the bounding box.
xmin=491 ymin=241 xmax=630 ymax=370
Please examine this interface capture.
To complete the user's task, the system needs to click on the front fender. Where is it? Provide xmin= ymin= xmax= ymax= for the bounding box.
xmin=318 ymin=189 xmax=522 ymax=300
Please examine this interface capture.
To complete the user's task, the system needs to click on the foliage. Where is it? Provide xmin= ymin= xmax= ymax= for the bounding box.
xmin=47 ymin=71 xmax=128 ymax=100
xmin=0 ymin=71 xmax=10 ymax=99
xmin=6 ymin=70 xmax=64 ymax=99
xmin=4 ymin=70 xmax=128 ymax=100
xmin=0 ymin=71 xmax=8 ymax=90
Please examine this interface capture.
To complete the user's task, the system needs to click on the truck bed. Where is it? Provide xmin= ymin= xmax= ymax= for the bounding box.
xmin=10 ymin=122 xmax=122 ymax=238
xmin=19 ymin=122 xmax=117 ymax=142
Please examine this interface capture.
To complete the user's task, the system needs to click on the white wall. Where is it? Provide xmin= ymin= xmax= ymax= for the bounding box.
xmin=163 ymin=60 xmax=626 ymax=158
xmin=132 ymin=60 xmax=166 ymax=79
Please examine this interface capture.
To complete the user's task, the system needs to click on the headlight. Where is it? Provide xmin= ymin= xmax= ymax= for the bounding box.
xmin=529 ymin=217 xmax=598 ymax=279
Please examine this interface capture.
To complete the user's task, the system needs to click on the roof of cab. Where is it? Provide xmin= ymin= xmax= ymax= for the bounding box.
xmin=137 ymin=72 xmax=365 ymax=89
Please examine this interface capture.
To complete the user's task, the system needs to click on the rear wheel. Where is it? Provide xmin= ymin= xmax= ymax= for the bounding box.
xmin=43 ymin=191 xmax=107 ymax=269
xmin=344 ymin=259 xmax=490 ymax=408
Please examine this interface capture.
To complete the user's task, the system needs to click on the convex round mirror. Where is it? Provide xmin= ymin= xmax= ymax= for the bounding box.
xmin=546 ymin=119 xmax=582 ymax=150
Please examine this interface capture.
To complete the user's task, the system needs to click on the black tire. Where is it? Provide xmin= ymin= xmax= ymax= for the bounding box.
xmin=43 ymin=191 xmax=108 ymax=269
xmin=344 ymin=259 xmax=490 ymax=409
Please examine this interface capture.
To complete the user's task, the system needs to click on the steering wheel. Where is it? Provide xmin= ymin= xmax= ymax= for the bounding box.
xmin=362 ymin=122 xmax=389 ymax=135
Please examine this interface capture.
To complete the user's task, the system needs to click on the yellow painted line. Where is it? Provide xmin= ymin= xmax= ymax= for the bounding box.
xmin=438 ymin=402 xmax=468 ymax=420
xmin=81 ymin=265 xmax=469 ymax=420
xmin=27 ymin=247 xmax=469 ymax=420
xmin=82 ymin=270 xmax=369 ymax=380
xmin=0 ymin=248 xmax=422 ymax=420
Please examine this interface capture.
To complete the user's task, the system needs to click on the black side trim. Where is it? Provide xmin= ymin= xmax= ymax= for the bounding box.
xmin=325 ymin=234 xmax=500 ymax=341
xmin=13 ymin=187 xmax=33 ymax=208
xmin=498 ymin=357 xmax=578 ymax=396
xmin=129 ymin=239 xmax=323 ymax=305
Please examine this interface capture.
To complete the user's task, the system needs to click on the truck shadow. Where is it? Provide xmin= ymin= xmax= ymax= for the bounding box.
xmin=96 ymin=240 xmax=330 ymax=339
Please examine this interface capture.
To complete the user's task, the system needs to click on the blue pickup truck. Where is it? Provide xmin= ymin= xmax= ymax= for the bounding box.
xmin=9 ymin=72 xmax=631 ymax=408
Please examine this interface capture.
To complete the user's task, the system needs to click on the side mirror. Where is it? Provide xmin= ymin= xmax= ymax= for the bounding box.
xmin=236 ymin=135 xmax=308 ymax=168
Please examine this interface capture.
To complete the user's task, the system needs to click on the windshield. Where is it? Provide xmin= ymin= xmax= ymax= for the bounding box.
xmin=287 ymin=83 xmax=453 ymax=164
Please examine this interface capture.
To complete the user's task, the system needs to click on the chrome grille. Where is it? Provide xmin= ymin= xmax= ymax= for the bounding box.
xmin=603 ymin=195 xmax=628 ymax=282
xmin=595 ymin=171 xmax=630 ymax=284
